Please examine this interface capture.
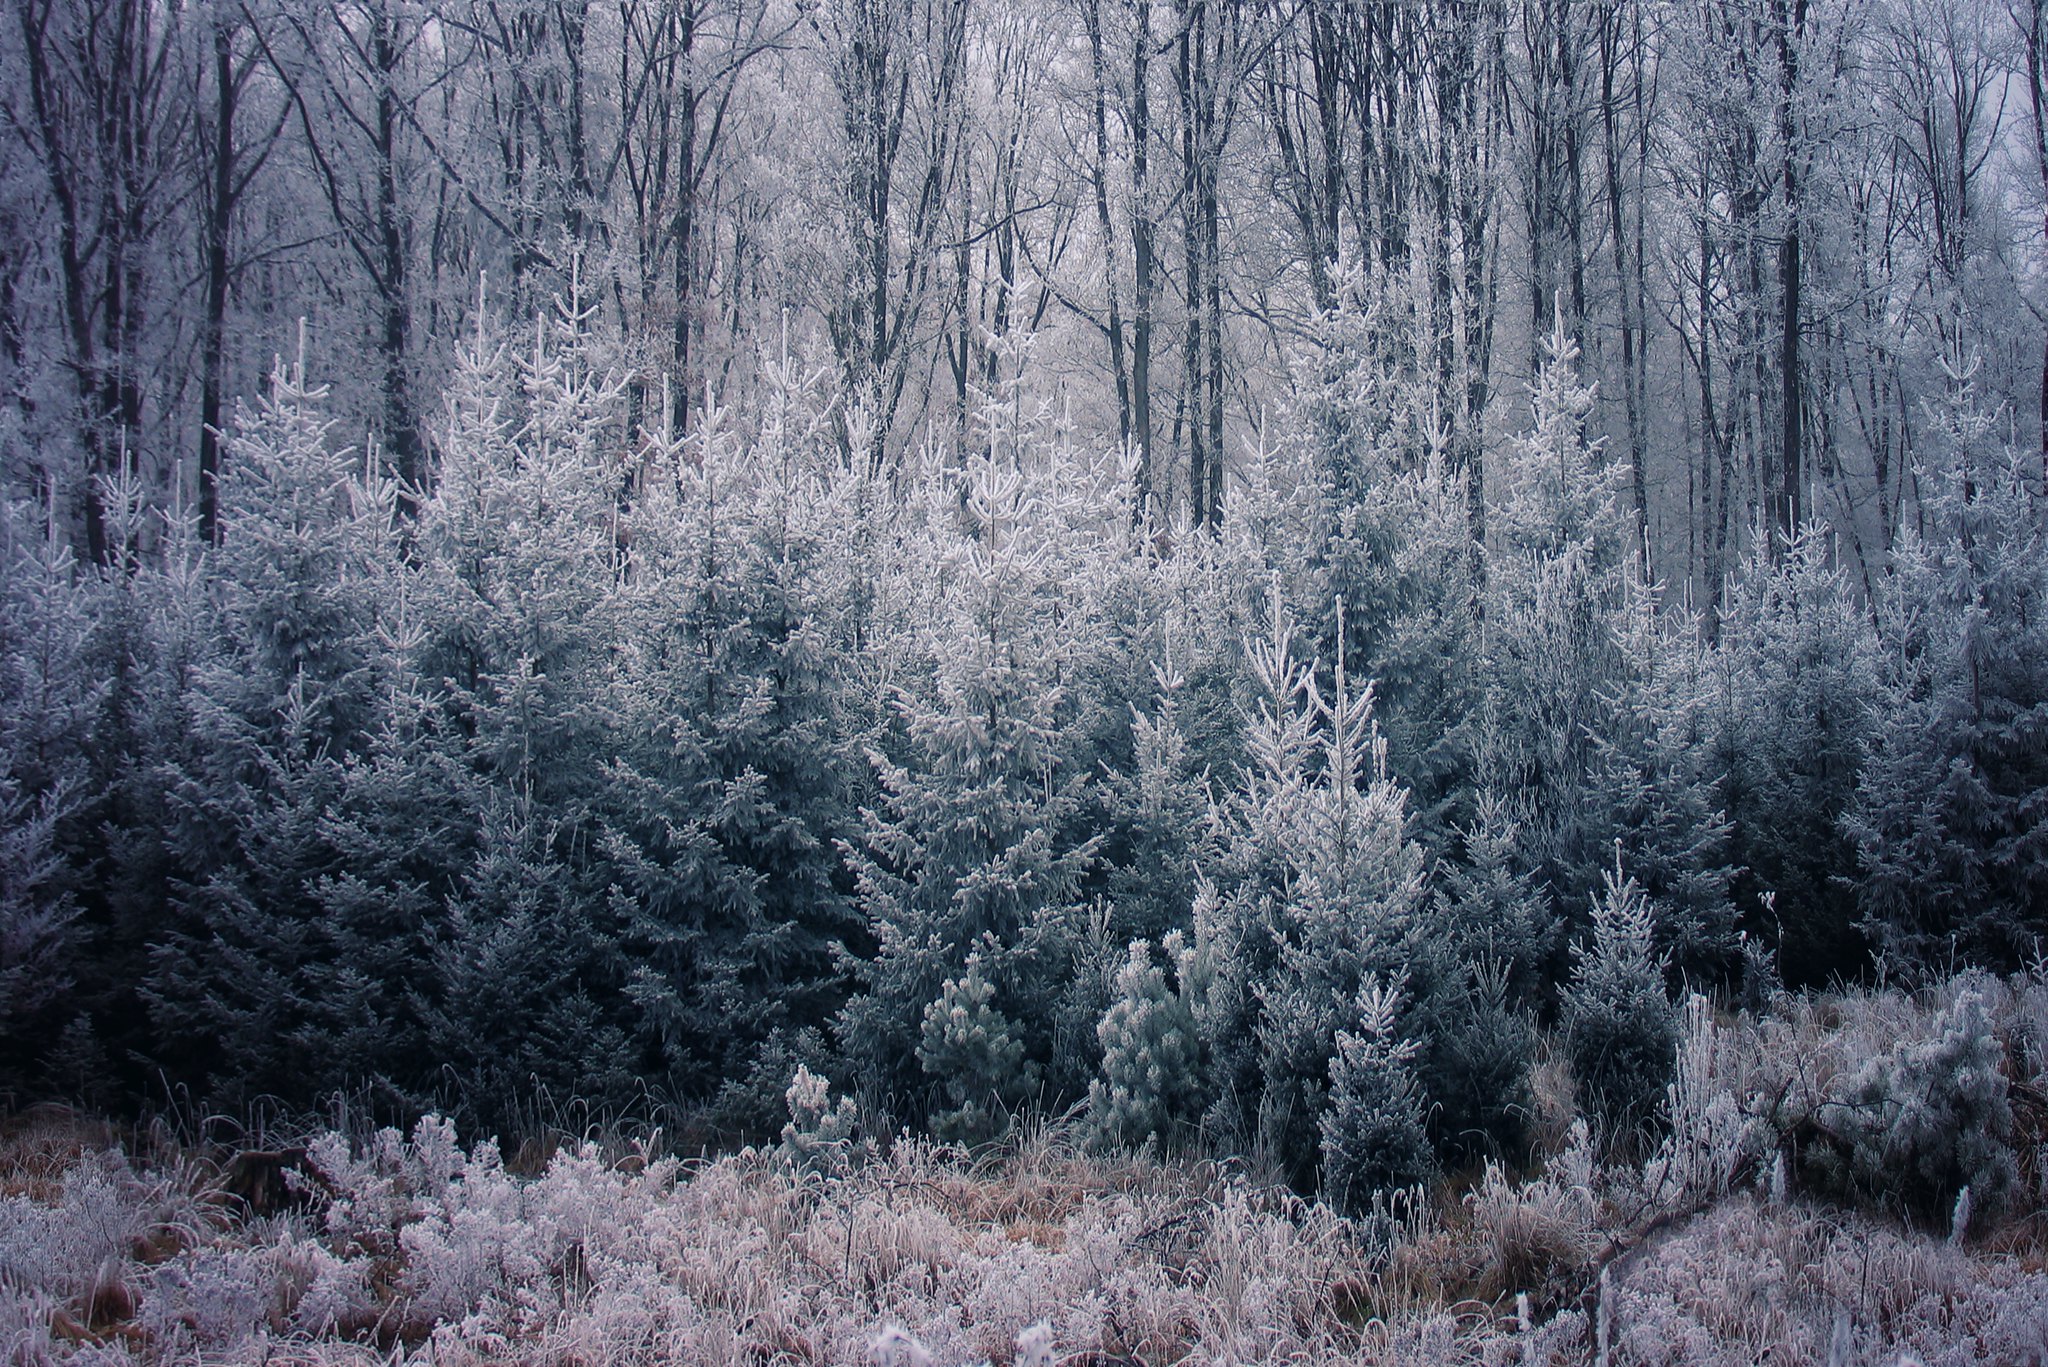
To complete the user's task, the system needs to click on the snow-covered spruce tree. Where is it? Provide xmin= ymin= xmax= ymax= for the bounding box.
xmin=1197 ymin=588 xmax=1429 ymax=1190
xmin=1409 ymin=784 xmax=1549 ymax=1161
xmin=422 ymin=296 xmax=625 ymax=807
xmin=1562 ymin=850 xmax=1677 ymax=1138
xmin=603 ymin=384 xmax=860 ymax=1129
xmin=778 ymin=1063 xmax=865 ymax=1174
xmin=1714 ymin=526 xmax=1878 ymax=984
xmin=1480 ymin=316 xmax=1631 ymax=919
xmin=1805 ymin=985 xmax=2016 ymax=1220
xmin=1847 ymin=357 xmax=2048 ymax=969
xmin=1089 ymin=935 xmax=1203 ymax=1149
xmin=1587 ymin=581 xmax=1735 ymax=982
xmin=423 ymin=796 xmax=637 ymax=1120
xmin=0 ymin=506 xmax=97 ymax=1086
xmin=1086 ymin=468 xmax=1261 ymax=961
xmin=837 ymin=445 xmax=1101 ymax=1123
xmin=1291 ymin=263 xmax=1481 ymax=845
xmin=295 ymin=446 xmax=474 ymax=1106
xmin=1433 ymin=789 xmax=1555 ymax=1008
xmin=144 ymin=345 xmax=406 ymax=1102
xmin=0 ymin=504 xmax=100 ymax=804
xmin=1320 ymin=977 xmax=1434 ymax=1214
xmin=1409 ymin=951 xmax=1533 ymax=1165
xmin=1340 ymin=447 xmax=1481 ymax=849
xmin=0 ymin=773 xmax=77 ymax=1084
xmin=208 ymin=346 xmax=389 ymax=738
xmin=148 ymin=692 xmax=359 ymax=1103
xmin=1189 ymin=586 xmax=1319 ymax=1165
xmin=410 ymin=293 xmax=637 ymax=1123
xmin=1098 ymin=649 xmax=1210 ymax=955
xmin=72 ymin=488 xmax=216 ymax=1099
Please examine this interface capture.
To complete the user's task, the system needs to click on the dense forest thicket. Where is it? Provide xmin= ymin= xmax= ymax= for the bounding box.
xmin=3 ymin=0 xmax=2048 ymax=1216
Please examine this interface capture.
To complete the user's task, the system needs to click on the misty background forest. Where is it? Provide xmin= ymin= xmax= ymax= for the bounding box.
xmin=2 ymin=0 xmax=2048 ymax=1223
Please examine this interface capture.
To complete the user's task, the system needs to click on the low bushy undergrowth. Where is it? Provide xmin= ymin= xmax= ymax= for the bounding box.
xmin=1659 ymin=970 xmax=2048 ymax=1226
xmin=2 ymin=971 xmax=2045 ymax=1366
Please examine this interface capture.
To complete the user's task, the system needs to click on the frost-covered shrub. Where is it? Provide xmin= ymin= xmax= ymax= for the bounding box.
xmin=2 ymin=1013 xmax=2042 ymax=1367
xmin=0 ymin=1152 xmax=192 ymax=1302
xmin=398 ymin=1137 xmax=546 ymax=1328
xmin=1804 ymin=988 xmax=2016 ymax=1220
xmin=301 ymin=1116 xmax=454 ymax=1257
xmin=778 ymin=1064 xmax=867 ymax=1174
xmin=271 ymin=1233 xmax=375 ymax=1337
xmin=1643 ymin=994 xmax=1764 ymax=1206
xmin=2002 ymin=968 xmax=2048 ymax=1095
xmin=1460 ymin=1149 xmax=1600 ymax=1307
xmin=141 ymin=1245 xmax=284 ymax=1349
xmin=1604 ymin=1192 xmax=2048 ymax=1367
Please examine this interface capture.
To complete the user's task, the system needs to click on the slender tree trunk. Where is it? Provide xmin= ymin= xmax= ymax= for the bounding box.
xmin=671 ymin=6 xmax=698 ymax=434
xmin=1600 ymin=1 xmax=1646 ymax=574
xmin=1201 ymin=23 xmax=1224 ymax=525
xmin=1080 ymin=0 xmax=1132 ymax=475
xmin=199 ymin=14 xmax=237 ymax=545
xmin=1776 ymin=0 xmax=1806 ymax=545
xmin=373 ymin=4 xmax=419 ymax=512
xmin=1178 ymin=0 xmax=1207 ymax=525
xmin=1699 ymin=195 xmax=1731 ymax=634
xmin=1132 ymin=0 xmax=1155 ymax=513
xmin=2029 ymin=0 xmax=2048 ymax=486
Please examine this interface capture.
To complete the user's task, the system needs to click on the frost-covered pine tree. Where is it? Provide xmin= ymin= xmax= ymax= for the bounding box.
xmin=208 ymin=341 xmax=388 ymax=741
xmin=1588 ymin=582 xmax=1735 ymax=981
xmin=1198 ymin=588 xmax=1429 ymax=1188
xmin=916 ymin=955 xmax=1037 ymax=1144
xmin=1481 ymin=315 xmax=1631 ymax=912
xmin=1433 ymin=789 xmax=1555 ymax=1006
xmin=1189 ymin=585 xmax=1318 ymax=1162
xmin=1291 ymin=267 xmax=1482 ymax=844
xmin=778 ymin=1063 xmax=865 ymax=1173
xmin=0 ymin=774 xmax=76 ymax=1079
xmin=424 ymin=797 xmax=636 ymax=1122
xmin=71 ymin=483 xmax=216 ymax=1098
xmin=1411 ymin=784 xmax=1550 ymax=1162
xmin=1408 ymin=950 xmax=1534 ymax=1164
xmin=0 ymin=505 xmax=96 ymax=1085
xmin=1808 ymin=986 xmax=2016 ymax=1219
xmin=1086 ymin=460 xmax=1253 ymax=959
xmin=408 ymin=292 xmax=638 ymax=1120
xmin=1090 ymin=935 xmax=1203 ymax=1149
xmin=604 ymin=380 xmax=859 ymax=1123
xmin=145 ymin=341 xmax=404 ymax=1101
xmin=1099 ymin=651 xmax=1209 ymax=953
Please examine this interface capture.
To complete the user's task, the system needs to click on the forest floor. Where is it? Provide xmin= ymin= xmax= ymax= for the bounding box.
xmin=4 ymin=978 xmax=2048 ymax=1366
